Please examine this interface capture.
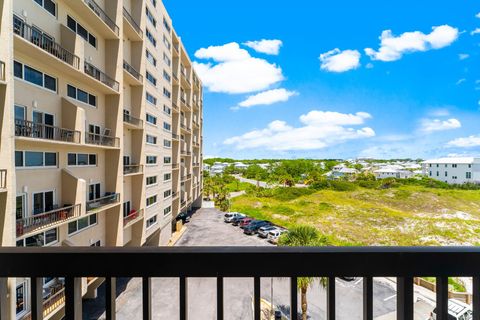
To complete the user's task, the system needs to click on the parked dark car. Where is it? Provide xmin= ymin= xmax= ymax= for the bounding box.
xmin=176 ymin=211 xmax=192 ymax=224
xmin=232 ymin=216 xmax=247 ymax=226
xmin=239 ymin=218 xmax=254 ymax=229
xmin=244 ymin=220 xmax=271 ymax=235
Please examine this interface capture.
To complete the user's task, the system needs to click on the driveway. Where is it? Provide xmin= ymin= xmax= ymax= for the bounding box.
xmin=85 ymin=208 xmax=411 ymax=319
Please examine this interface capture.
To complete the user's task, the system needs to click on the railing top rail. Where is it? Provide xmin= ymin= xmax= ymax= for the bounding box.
xmin=85 ymin=0 xmax=119 ymax=35
xmin=86 ymin=193 xmax=119 ymax=204
xmin=15 ymin=119 xmax=80 ymax=134
xmin=16 ymin=204 xmax=79 ymax=222
xmin=122 ymin=7 xmax=142 ymax=36
xmin=3 ymin=246 xmax=480 ymax=277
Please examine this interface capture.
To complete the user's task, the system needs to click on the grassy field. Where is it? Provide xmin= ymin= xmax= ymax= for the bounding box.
xmin=230 ymin=185 xmax=480 ymax=246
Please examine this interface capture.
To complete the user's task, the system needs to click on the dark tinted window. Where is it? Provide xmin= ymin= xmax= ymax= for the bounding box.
xmin=89 ymin=154 xmax=97 ymax=165
xmin=67 ymin=16 xmax=76 ymax=32
xmin=45 ymin=228 xmax=57 ymax=244
xmin=68 ymin=153 xmax=76 ymax=166
xmin=78 ymin=154 xmax=88 ymax=165
xmin=25 ymin=152 xmax=43 ymax=167
xmin=44 ymin=74 xmax=56 ymax=92
xmin=45 ymin=152 xmax=57 ymax=166
xmin=88 ymin=94 xmax=96 ymax=107
xmin=67 ymin=85 xmax=76 ymax=98
xmin=15 ymin=151 xmax=23 ymax=167
xmin=24 ymin=66 xmax=43 ymax=86
xmin=88 ymin=34 xmax=96 ymax=47
xmin=44 ymin=0 xmax=56 ymax=16
xmin=77 ymin=24 xmax=88 ymax=41
xmin=77 ymin=89 xmax=88 ymax=103
xmin=14 ymin=61 xmax=22 ymax=78
xmin=68 ymin=222 xmax=76 ymax=234
xmin=89 ymin=214 xmax=97 ymax=224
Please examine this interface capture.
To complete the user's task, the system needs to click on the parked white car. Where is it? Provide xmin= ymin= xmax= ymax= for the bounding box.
xmin=429 ymin=299 xmax=472 ymax=320
xmin=267 ymin=229 xmax=287 ymax=244
xmin=224 ymin=212 xmax=245 ymax=223
xmin=258 ymin=225 xmax=278 ymax=238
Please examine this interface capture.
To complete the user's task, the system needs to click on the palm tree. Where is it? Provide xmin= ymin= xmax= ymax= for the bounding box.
xmin=278 ymin=226 xmax=329 ymax=320
xmin=214 ymin=184 xmax=231 ymax=212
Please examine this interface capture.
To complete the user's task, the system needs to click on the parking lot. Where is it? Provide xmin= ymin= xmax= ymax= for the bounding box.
xmin=85 ymin=207 xmax=409 ymax=319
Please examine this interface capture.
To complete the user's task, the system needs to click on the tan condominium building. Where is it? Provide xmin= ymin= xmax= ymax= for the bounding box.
xmin=0 ymin=0 xmax=203 ymax=318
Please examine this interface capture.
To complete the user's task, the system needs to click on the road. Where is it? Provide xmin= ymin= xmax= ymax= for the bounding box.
xmin=85 ymin=207 xmax=426 ymax=320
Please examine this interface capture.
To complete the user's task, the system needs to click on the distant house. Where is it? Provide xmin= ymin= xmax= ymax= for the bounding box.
xmin=374 ymin=168 xmax=413 ymax=179
xmin=234 ymin=162 xmax=249 ymax=170
xmin=326 ymin=167 xmax=358 ymax=179
xmin=203 ymin=163 xmax=211 ymax=171
xmin=258 ymin=163 xmax=270 ymax=170
xmin=422 ymin=157 xmax=480 ymax=184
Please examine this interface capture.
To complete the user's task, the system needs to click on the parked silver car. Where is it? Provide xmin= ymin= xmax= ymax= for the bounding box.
xmin=429 ymin=299 xmax=472 ymax=320
xmin=258 ymin=225 xmax=279 ymax=238
xmin=267 ymin=229 xmax=287 ymax=244
xmin=224 ymin=212 xmax=245 ymax=223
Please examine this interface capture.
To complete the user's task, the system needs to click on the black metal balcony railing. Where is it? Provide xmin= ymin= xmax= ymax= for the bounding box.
xmin=16 ymin=204 xmax=81 ymax=237
xmin=172 ymin=103 xmax=179 ymax=111
xmin=0 ymin=60 xmax=5 ymax=81
xmin=172 ymin=133 xmax=179 ymax=140
xmin=2 ymin=247 xmax=480 ymax=320
xmin=86 ymin=193 xmax=120 ymax=212
xmin=172 ymin=164 xmax=179 ymax=169
xmin=122 ymin=7 xmax=142 ymax=37
xmin=123 ymin=209 xmax=143 ymax=228
xmin=123 ymin=60 xmax=143 ymax=82
xmin=180 ymin=96 xmax=186 ymax=104
xmin=84 ymin=61 xmax=119 ymax=91
xmin=85 ymin=132 xmax=120 ymax=148
xmin=0 ymin=169 xmax=6 ymax=190
xmin=123 ymin=164 xmax=143 ymax=175
xmin=172 ymin=72 xmax=179 ymax=81
xmin=13 ymin=18 xmax=80 ymax=69
xmin=123 ymin=113 xmax=143 ymax=127
xmin=84 ymin=0 xmax=119 ymax=35
xmin=15 ymin=119 xmax=81 ymax=144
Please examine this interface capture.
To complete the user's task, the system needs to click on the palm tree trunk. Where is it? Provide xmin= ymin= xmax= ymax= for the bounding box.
xmin=301 ymin=286 xmax=308 ymax=320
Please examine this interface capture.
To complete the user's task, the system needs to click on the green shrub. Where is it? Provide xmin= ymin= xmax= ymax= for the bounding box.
xmin=272 ymin=187 xmax=315 ymax=201
xmin=329 ymin=180 xmax=357 ymax=191
xmin=357 ymin=180 xmax=380 ymax=189
xmin=273 ymin=205 xmax=295 ymax=215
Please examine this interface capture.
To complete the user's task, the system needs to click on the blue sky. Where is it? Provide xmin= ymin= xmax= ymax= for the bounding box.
xmin=164 ymin=0 xmax=480 ymax=159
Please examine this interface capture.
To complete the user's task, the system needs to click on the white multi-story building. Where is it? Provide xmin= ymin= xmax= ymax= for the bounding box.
xmin=422 ymin=157 xmax=480 ymax=184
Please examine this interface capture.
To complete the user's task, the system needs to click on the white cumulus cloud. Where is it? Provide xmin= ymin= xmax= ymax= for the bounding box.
xmin=237 ymin=89 xmax=298 ymax=108
xmin=365 ymin=25 xmax=459 ymax=62
xmin=244 ymin=39 xmax=283 ymax=55
xmin=419 ymin=118 xmax=462 ymax=133
xmin=224 ymin=110 xmax=375 ymax=151
xmin=476 ymin=12 xmax=480 ymax=18
xmin=471 ymin=28 xmax=480 ymax=36
xmin=193 ymin=42 xmax=284 ymax=94
xmin=319 ymin=49 xmax=361 ymax=72
xmin=459 ymin=53 xmax=470 ymax=60
xmin=447 ymin=135 xmax=480 ymax=148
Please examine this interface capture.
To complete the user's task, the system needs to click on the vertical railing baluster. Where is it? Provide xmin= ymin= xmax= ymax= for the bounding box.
xmin=31 ymin=277 xmax=43 ymax=320
xmin=363 ymin=277 xmax=373 ymax=320
xmin=217 ymin=277 xmax=223 ymax=320
xmin=142 ymin=277 xmax=151 ymax=320
xmin=327 ymin=277 xmax=335 ymax=320
xmin=180 ymin=276 xmax=188 ymax=320
xmin=436 ymin=277 xmax=448 ymax=320
xmin=473 ymin=277 xmax=480 ymax=320
xmin=65 ymin=277 xmax=82 ymax=320
xmin=105 ymin=277 xmax=116 ymax=320
xmin=396 ymin=277 xmax=413 ymax=320
xmin=254 ymin=277 xmax=261 ymax=320
xmin=290 ymin=277 xmax=298 ymax=320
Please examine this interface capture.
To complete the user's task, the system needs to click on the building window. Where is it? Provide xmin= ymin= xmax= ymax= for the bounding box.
xmin=452 ymin=164 xmax=458 ymax=168
xmin=163 ymin=35 xmax=171 ymax=50
xmin=163 ymin=53 xmax=171 ymax=66
xmin=164 ymin=206 xmax=171 ymax=215
xmin=163 ymin=105 xmax=171 ymax=115
xmin=146 ymin=92 xmax=157 ymax=105
xmin=68 ymin=214 xmax=97 ymax=235
xmin=67 ymin=84 xmax=96 ymax=107
xmin=163 ymin=18 xmax=171 ymax=33
xmin=151 ymin=0 xmax=157 ymax=7
xmin=67 ymin=15 xmax=96 ymax=47
xmin=164 ymin=156 xmax=171 ymax=164
xmin=445 ymin=171 xmax=448 ymax=177
xmin=146 ymin=7 xmax=157 ymax=27
xmin=15 ymin=151 xmax=57 ymax=168
xmin=146 ymin=113 xmax=157 ymax=125
xmin=467 ymin=172 xmax=472 ymax=179
xmin=146 ymin=176 xmax=158 ymax=186
xmin=146 ymin=29 xmax=156 ymax=46
xmin=163 ymin=122 xmax=171 ymax=131
xmin=146 ymin=71 xmax=157 ymax=86
xmin=16 ymin=228 xmax=58 ymax=247
xmin=164 ymin=190 xmax=172 ymax=198
xmin=33 ymin=0 xmax=56 ymax=16
xmin=146 ymin=50 xmax=157 ymax=66
xmin=123 ymin=201 xmax=131 ymax=218
xmin=146 ymin=195 xmax=157 ymax=207
xmin=68 ymin=153 xmax=97 ymax=166
xmin=163 ymin=70 xmax=171 ymax=82
xmin=163 ymin=139 xmax=171 ymax=148
xmin=14 ymin=61 xmax=57 ymax=92
xmin=164 ymin=173 xmax=171 ymax=181
xmin=146 ymin=155 xmax=157 ymax=165
xmin=146 ymin=215 xmax=157 ymax=229
xmin=163 ymin=87 xmax=171 ymax=99
xmin=146 ymin=135 xmax=157 ymax=145
xmin=436 ymin=171 xmax=439 ymax=177
xmin=91 ymin=240 xmax=101 ymax=247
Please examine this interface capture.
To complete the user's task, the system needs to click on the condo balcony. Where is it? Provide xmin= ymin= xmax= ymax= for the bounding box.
xmin=0 ymin=60 xmax=5 ymax=82
xmin=172 ymin=103 xmax=179 ymax=112
xmin=123 ymin=209 xmax=144 ymax=229
xmin=18 ymin=279 xmax=65 ymax=320
xmin=172 ymin=164 xmax=179 ymax=170
xmin=13 ymin=18 xmax=80 ymax=70
xmin=123 ymin=60 xmax=143 ymax=85
xmin=123 ymin=113 xmax=143 ymax=129
xmin=66 ymin=0 xmax=119 ymax=38
xmin=16 ymin=204 xmax=81 ymax=238
xmin=86 ymin=193 xmax=120 ymax=213
xmin=15 ymin=119 xmax=81 ymax=145
xmin=3 ymin=247 xmax=480 ymax=320
xmin=84 ymin=61 xmax=119 ymax=92
xmin=85 ymin=132 xmax=120 ymax=148
xmin=123 ymin=7 xmax=143 ymax=40
xmin=172 ymin=133 xmax=180 ymax=141
xmin=0 ymin=169 xmax=6 ymax=192
xmin=123 ymin=164 xmax=143 ymax=176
